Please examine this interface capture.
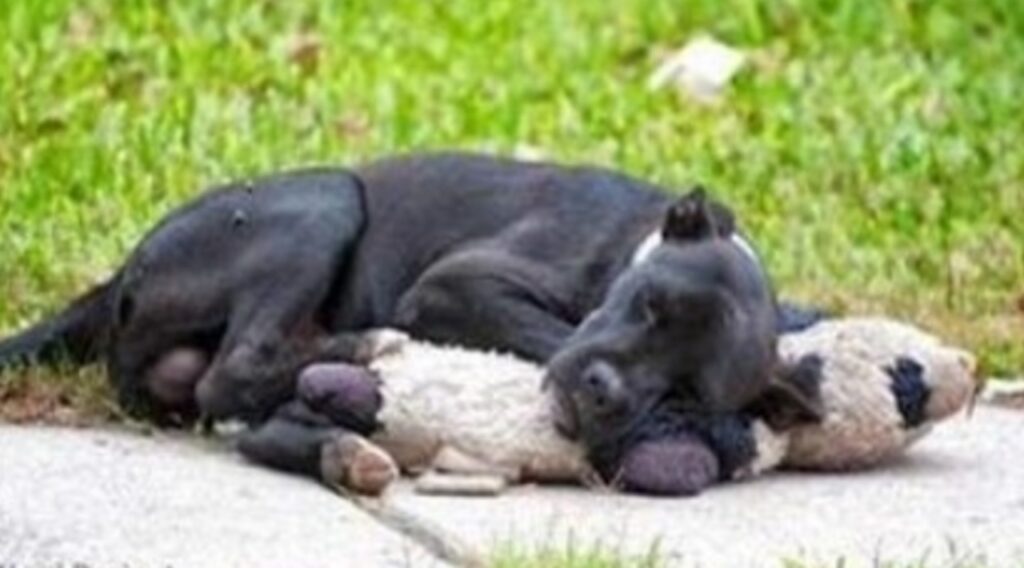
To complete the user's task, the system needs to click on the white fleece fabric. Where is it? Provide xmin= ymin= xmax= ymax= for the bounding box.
xmin=365 ymin=334 xmax=587 ymax=482
xmin=360 ymin=317 xmax=976 ymax=482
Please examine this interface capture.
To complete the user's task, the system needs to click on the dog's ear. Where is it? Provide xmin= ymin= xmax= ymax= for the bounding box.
xmin=662 ymin=186 xmax=736 ymax=241
xmin=748 ymin=354 xmax=826 ymax=430
xmin=663 ymin=187 xmax=715 ymax=241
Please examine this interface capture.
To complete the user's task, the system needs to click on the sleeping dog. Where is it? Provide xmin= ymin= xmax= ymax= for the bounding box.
xmin=146 ymin=190 xmax=821 ymax=494
xmin=0 ymin=153 xmax=817 ymax=456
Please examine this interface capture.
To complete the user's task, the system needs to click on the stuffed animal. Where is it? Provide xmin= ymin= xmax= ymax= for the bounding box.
xmin=247 ymin=317 xmax=976 ymax=495
xmin=768 ymin=317 xmax=976 ymax=471
xmin=286 ymin=334 xmax=723 ymax=495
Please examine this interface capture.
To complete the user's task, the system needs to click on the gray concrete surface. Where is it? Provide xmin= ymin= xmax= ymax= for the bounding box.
xmin=386 ymin=406 xmax=1024 ymax=567
xmin=0 ymin=426 xmax=445 ymax=568
xmin=2 ymin=407 xmax=1022 ymax=568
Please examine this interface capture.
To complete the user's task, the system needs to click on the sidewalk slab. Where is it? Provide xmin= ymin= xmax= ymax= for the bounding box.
xmin=383 ymin=406 xmax=1024 ymax=567
xmin=0 ymin=426 xmax=446 ymax=568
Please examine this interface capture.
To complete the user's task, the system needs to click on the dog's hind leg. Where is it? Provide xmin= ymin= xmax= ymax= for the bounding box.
xmin=105 ymin=170 xmax=366 ymax=421
xmin=191 ymin=236 xmax=359 ymax=421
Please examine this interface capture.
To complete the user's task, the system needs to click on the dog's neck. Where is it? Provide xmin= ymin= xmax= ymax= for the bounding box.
xmin=630 ymin=229 xmax=762 ymax=268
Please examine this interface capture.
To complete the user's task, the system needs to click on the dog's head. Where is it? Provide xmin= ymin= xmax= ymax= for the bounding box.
xmin=544 ymin=189 xmax=780 ymax=449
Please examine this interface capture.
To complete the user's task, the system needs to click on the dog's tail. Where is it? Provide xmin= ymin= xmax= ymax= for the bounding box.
xmin=0 ymin=278 xmax=117 ymax=371
xmin=776 ymin=301 xmax=830 ymax=334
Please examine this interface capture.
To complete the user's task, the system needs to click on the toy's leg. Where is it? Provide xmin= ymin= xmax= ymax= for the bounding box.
xmin=414 ymin=471 xmax=508 ymax=497
xmin=614 ymin=433 xmax=721 ymax=496
xmin=408 ymin=446 xmax=512 ymax=497
xmin=296 ymin=361 xmax=384 ymax=434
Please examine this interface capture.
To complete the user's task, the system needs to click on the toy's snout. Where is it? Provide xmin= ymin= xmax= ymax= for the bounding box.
xmin=923 ymin=348 xmax=977 ymax=421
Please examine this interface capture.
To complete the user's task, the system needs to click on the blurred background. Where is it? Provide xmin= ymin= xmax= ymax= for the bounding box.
xmin=0 ymin=0 xmax=1020 ymax=376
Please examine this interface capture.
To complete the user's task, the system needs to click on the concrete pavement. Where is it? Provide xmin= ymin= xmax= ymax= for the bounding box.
xmin=0 ymin=426 xmax=447 ymax=568
xmin=1 ymin=406 xmax=1022 ymax=567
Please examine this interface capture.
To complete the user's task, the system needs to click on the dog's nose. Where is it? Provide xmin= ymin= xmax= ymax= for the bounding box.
xmin=580 ymin=361 xmax=625 ymax=411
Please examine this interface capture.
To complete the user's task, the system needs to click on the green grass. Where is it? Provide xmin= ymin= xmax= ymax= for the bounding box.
xmin=490 ymin=537 xmax=665 ymax=568
xmin=489 ymin=539 xmax=1006 ymax=568
xmin=1 ymin=0 xmax=1021 ymax=389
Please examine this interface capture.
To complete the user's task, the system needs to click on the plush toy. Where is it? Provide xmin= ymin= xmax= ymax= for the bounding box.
xmin=304 ymin=332 xmax=591 ymax=484
xmin=767 ymin=317 xmax=976 ymax=471
xmin=272 ymin=317 xmax=976 ymax=495
xmin=290 ymin=334 xmax=721 ymax=495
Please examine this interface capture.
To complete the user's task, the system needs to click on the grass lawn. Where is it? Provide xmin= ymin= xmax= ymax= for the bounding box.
xmin=0 ymin=0 xmax=1021 ymax=395
xmin=2 ymin=0 xmax=1022 ymax=375
xmin=488 ymin=540 xmax=1002 ymax=568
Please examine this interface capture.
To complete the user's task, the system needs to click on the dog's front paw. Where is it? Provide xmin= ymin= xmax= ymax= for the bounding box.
xmin=320 ymin=432 xmax=399 ymax=496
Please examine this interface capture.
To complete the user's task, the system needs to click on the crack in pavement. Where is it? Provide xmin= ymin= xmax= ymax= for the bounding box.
xmin=346 ymin=493 xmax=485 ymax=568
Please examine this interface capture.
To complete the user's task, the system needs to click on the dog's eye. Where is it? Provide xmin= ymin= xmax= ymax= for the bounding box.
xmin=641 ymin=299 xmax=661 ymax=326
xmin=632 ymin=286 xmax=667 ymax=327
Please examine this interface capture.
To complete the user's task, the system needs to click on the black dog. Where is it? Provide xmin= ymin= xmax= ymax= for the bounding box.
xmin=234 ymin=193 xmax=824 ymax=495
xmin=0 ymin=153 xmax=820 ymax=447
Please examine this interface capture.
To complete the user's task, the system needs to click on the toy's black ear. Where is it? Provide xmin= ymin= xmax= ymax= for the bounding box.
xmin=662 ymin=186 xmax=736 ymax=242
xmin=748 ymin=354 xmax=826 ymax=430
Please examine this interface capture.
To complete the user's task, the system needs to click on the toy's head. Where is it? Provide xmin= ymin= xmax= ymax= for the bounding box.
xmin=765 ymin=317 xmax=977 ymax=470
